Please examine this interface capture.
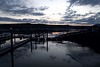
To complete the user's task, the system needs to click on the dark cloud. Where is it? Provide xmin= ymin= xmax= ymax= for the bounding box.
xmin=0 ymin=17 xmax=24 ymax=22
xmin=83 ymin=12 xmax=95 ymax=16
xmin=63 ymin=16 xmax=73 ymax=18
xmin=39 ymin=6 xmax=49 ymax=11
xmin=0 ymin=17 xmax=48 ymax=23
xmin=68 ymin=0 xmax=100 ymax=7
xmin=62 ymin=19 xmax=73 ymax=21
xmin=0 ymin=0 xmax=46 ymax=16
xmin=3 ymin=8 xmax=45 ymax=16
xmin=64 ymin=0 xmax=100 ymax=24
xmin=62 ymin=8 xmax=100 ymax=25
xmin=62 ymin=9 xmax=96 ymax=22
xmin=32 ymin=12 xmax=45 ymax=16
xmin=0 ymin=0 xmax=25 ymax=10
xmin=62 ymin=9 xmax=79 ymax=21
xmin=58 ymin=13 xmax=62 ymax=15
xmin=4 ymin=8 xmax=34 ymax=14
xmin=76 ymin=12 xmax=100 ymax=24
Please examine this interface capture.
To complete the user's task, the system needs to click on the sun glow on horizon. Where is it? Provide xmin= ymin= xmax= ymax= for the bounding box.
xmin=0 ymin=0 xmax=100 ymax=25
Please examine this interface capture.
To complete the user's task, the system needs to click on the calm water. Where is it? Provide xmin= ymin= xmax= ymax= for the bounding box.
xmin=0 ymin=38 xmax=26 ymax=50
xmin=0 ymin=32 xmax=100 ymax=67
xmin=0 ymin=40 xmax=100 ymax=67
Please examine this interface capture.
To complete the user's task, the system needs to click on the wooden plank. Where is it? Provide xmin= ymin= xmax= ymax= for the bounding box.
xmin=0 ymin=38 xmax=31 ymax=57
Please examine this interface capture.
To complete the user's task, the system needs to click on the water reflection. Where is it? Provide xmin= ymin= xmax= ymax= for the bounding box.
xmin=11 ymin=49 xmax=14 ymax=67
xmin=0 ymin=38 xmax=26 ymax=50
xmin=0 ymin=40 xmax=100 ymax=67
xmin=0 ymin=31 xmax=100 ymax=67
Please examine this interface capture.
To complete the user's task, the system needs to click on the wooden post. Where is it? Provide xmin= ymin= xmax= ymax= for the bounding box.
xmin=10 ymin=28 xmax=13 ymax=51
xmin=30 ymin=33 xmax=32 ymax=52
xmin=11 ymin=50 xmax=14 ymax=67
xmin=35 ymin=33 xmax=37 ymax=50
xmin=47 ymin=32 xmax=48 ymax=52
xmin=13 ymin=34 xmax=16 ymax=44
xmin=43 ymin=32 xmax=45 ymax=45
xmin=43 ymin=32 xmax=44 ymax=38
xmin=10 ymin=27 xmax=14 ymax=67
xmin=38 ymin=33 xmax=41 ymax=44
xmin=47 ymin=32 xmax=48 ymax=40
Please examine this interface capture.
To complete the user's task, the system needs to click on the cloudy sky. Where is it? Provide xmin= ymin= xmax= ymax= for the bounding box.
xmin=0 ymin=0 xmax=100 ymax=25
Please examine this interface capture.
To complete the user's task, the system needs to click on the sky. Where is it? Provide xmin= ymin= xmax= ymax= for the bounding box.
xmin=0 ymin=0 xmax=100 ymax=25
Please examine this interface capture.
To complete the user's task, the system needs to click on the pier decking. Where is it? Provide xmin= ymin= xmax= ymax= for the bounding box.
xmin=0 ymin=31 xmax=50 ymax=57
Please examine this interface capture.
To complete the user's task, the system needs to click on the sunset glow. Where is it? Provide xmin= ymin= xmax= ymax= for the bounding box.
xmin=0 ymin=0 xmax=100 ymax=25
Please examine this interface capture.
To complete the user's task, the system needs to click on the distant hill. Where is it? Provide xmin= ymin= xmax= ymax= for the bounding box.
xmin=0 ymin=24 xmax=91 ymax=30
xmin=0 ymin=24 xmax=69 ymax=29
xmin=93 ymin=24 xmax=100 ymax=27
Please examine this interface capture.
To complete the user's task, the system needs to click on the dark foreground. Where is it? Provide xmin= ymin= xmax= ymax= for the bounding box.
xmin=52 ymin=31 xmax=100 ymax=53
xmin=0 ymin=40 xmax=100 ymax=67
xmin=0 ymin=24 xmax=100 ymax=67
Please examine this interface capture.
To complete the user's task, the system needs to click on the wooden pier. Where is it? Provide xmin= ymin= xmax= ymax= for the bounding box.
xmin=0 ymin=26 xmax=99 ymax=56
xmin=0 ymin=31 xmax=49 ymax=57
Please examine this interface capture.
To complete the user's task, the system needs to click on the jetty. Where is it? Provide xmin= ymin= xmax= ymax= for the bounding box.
xmin=0 ymin=23 xmax=100 ymax=56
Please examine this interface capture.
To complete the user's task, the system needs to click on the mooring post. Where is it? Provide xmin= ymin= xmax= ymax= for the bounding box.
xmin=35 ymin=33 xmax=37 ymax=50
xmin=39 ymin=33 xmax=40 ymax=44
xmin=11 ymin=50 xmax=14 ymax=67
xmin=13 ymin=34 xmax=16 ymax=44
xmin=10 ymin=27 xmax=13 ymax=51
xmin=10 ymin=27 xmax=14 ymax=67
xmin=43 ymin=32 xmax=45 ymax=45
xmin=47 ymin=32 xmax=48 ymax=52
xmin=0 ymin=45 xmax=1 ymax=49
xmin=43 ymin=32 xmax=44 ymax=39
xmin=30 ymin=33 xmax=32 ymax=52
